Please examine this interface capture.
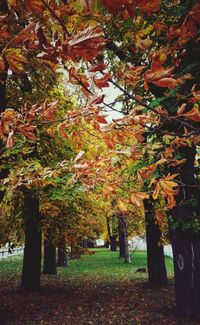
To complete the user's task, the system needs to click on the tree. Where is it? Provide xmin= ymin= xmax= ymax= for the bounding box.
xmin=43 ymin=239 xmax=57 ymax=275
xmin=0 ymin=0 xmax=200 ymax=317
xmin=57 ymin=235 xmax=67 ymax=267
xmin=106 ymin=215 xmax=117 ymax=251
xmin=21 ymin=190 xmax=41 ymax=290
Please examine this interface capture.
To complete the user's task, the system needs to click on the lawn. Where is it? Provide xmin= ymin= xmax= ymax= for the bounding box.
xmin=0 ymin=249 xmax=197 ymax=324
xmin=59 ymin=249 xmax=174 ymax=283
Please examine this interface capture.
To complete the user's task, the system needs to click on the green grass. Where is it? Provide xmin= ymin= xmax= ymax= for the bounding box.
xmin=59 ymin=248 xmax=174 ymax=283
xmin=0 ymin=255 xmax=23 ymax=278
xmin=0 ymin=249 xmax=174 ymax=283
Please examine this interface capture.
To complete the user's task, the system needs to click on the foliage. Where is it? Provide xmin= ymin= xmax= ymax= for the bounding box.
xmin=0 ymin=0 xmax=200 ymax=245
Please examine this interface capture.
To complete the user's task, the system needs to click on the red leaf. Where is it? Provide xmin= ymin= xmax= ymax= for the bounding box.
xmin=93 ymin=73 xmax=110 ymax=89
xmin=95 ymin=115 xmax=108 ymax=124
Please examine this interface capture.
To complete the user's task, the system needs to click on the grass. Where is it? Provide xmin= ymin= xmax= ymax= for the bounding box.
xmin=3 ymin=249 xmax=195 ymax=325
xmin=59 ymin=249 xmax=174 ymax=283
xmin=0 ymin=249 xmax=174 ymax=282
xmin=0 ymin=255 xmax=23 ymax=278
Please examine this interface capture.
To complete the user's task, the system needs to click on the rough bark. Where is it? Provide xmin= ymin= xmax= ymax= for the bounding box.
xmin=145 ymin=202 xmax=168 ymax=287
xmin=21 ymin=191 xmax=41 ymax=290
xmin=43 ymin=239 xmax=57 ymax=275
xmin=170 ymin=146 xmax=200 ymax=317
xmin=57 ymin=236 xmax=67 ymax=267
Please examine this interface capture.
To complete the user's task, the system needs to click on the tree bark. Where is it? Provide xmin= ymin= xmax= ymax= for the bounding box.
xmin=145 ymin=201 xmax=168 ymax=287
xmin=43 ymin=239 xmax=57 ymax=275
xmin=170 ymin=146 xmax=200 ymax=317
xmin=106 ymin=217 xmax=117 ymax=251
xmin=118 ymin=214 xmax=131 ymax=263
xmin=21 ymin=190 xmax=41 ymax=290
xmin=118 ymin=216 xmax=126 ymax=258
xmin=171 ymin=208 xmax=200 ymax=317
xmin=110 ymin=235 xmax=117 ymax=251
xmin=57 ymin=236 xmax=67 ymax=267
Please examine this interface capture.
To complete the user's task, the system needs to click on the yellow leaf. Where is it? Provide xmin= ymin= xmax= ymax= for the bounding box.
xmin=152 ymin=183 xmax=160 ymax=200
xmin=117 ymin=198 xmax=129 ymax=212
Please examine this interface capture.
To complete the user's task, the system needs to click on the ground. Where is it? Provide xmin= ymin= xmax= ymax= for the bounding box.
xmin=0 ymin=249 xmax=199 ymax=324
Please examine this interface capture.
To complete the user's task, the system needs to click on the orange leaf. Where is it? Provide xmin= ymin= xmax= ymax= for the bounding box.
xmin=130 ymin=192 xmax=149 ymax=207
xmin=144 ymin=65 xmax=182 ymax=90
xmin=181 ymin=104 xmax=200 ymax=122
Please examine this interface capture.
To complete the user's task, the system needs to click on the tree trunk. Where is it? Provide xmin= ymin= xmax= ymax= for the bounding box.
xmin=118 ymin=214 xmax=131 ymax=263
xmin=110 ymin=235 xmax=117 ymax=251
xmin=170 ymin=146 xmax=200 ymax=317
xmin=21 ymin=190 xmax=41 ymax=290
xmin=106 ymin=217 xmax=117 ymax=251
xmin=170 ymin=207 xmax=200 ymax=317
xmin=104 ymin=240 xmax=110 ymax=248
xmin=81 ymin=239 xmax=88 ymax=249
xmin=57 ymin=236 xmax=67 ymax=267
xmin=43 ymin=239 xmax=57 ymax=274
xmin=145 ymin=202 xmax=168 ymax=287
xmin=118 ymin=216 xmax=126 ymax=258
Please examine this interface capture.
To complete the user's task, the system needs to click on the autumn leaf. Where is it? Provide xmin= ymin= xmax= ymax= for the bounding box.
xmin=0 ymin=55 xmax=6 ymax=72
xmin=40 ymin=100 xmax=58 ymax=121
xmin=130 ymin=192 xmax=149 ymax=207
xmin=95 ymin=115 xmax=108 ymax=124
xmin=25 ymin=0 xmax=45 ymax=13
xmin=17 ymin=124 xmax=37 ymax=141
xmin=93 ymin=73 xmax=110 ymax=89
xmin=181 ymin=1 xmax=200 ymax=42
xmin=68 ymin=26 xmax=107 ymax=60
xmin=102 ymin=0 xmax=127 ymax=13
xmin=117 ymin=198 xmax=129 ymax=212
xmin=155 ymin=210 xmax=165 ymax=225
xmin=89 ymin=63 xmax=107 ymax=72
xmin=152 ymin=174 xmax=178 ymax=201
xmin=191 ymin=85 xmax=200 ymax=101
xmin=178 ymin=104 xmax=200 ymax=122
xmin=13 ymin=22 xmax=38 ymax=49
xmin=138 ymin=164 xmax=155 ymax=180
xmin=4 ymin=48 xmax=27 ymax=73
xmin=144 ymin=65 xmax=181 ymax=90
xmin=139 ymin=0 xmax=161 ymax=16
